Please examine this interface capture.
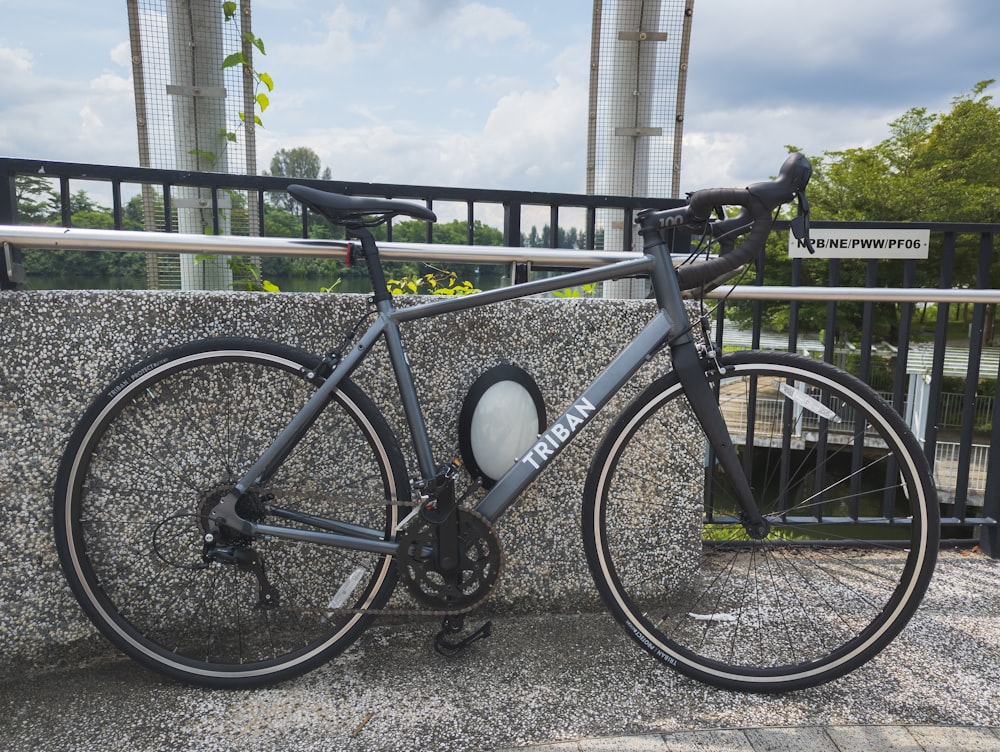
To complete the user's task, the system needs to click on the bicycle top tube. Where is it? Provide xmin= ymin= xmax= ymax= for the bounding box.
xmin=271 ymin=153 xmax=816 ymax=518
xmin=290 ymin=152 xmax=812 ymax=304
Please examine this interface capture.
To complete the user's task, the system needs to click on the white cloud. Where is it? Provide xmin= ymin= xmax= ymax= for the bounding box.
xmin=681 ymin=104 xmax=896 ymax=191
xmin=110 ymin=41 xmax=132 ymax=68
xmin=259 ymin=87 xmax=584 ymax=193
xmin=4 ymin=0 xmax=996 ymax=204
xmin=0 ymin=45 xmax=33 ymax=73
xmin=0 ymin=40 xmax=136 ymax=166
xmin=79 ymin=104 xmax=104 ymax=131
xmin=277 ymin=4 xmax=384 ymax=66
xmin=90 ymin=72 xmax=131 ymax=92
xmin=443 ymin=3 xmax=531 ymax=46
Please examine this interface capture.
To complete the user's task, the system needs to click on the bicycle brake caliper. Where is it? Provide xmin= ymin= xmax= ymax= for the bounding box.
xmin=697 ymin=311 xmax=726 ymax=376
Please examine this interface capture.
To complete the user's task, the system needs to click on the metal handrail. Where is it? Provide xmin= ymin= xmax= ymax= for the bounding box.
xmin=4 ymin=224 xmax=1000 ymax=304
xmin=0 ymin=223 xmax=643 ymax=267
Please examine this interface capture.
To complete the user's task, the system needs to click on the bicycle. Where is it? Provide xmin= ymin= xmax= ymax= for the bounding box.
xmin=53 ymin=153 xmax=939 ymax=693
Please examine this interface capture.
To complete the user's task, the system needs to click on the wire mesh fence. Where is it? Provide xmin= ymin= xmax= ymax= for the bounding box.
xmin=587 ymin=0 xmax=693 ymax=300
xmin=127 ymin=0 xmax=260 ymax=288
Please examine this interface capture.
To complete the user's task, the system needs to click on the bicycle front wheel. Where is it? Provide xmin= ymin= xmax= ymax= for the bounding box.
xmin=583 ymin=351 xmax=938 ymax=692
xmin=55 ymin=338 xmax=409 ymax=687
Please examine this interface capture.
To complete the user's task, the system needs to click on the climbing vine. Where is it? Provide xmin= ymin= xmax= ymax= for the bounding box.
xmin=220 ymin=1 xmax=274 ymax=146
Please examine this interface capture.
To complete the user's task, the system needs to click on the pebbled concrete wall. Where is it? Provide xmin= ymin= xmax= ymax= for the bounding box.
xmin=0 ymin=290 xmax=699 ymax=673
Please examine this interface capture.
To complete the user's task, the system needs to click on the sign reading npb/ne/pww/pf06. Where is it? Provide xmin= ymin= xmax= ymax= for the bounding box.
xmin=788 ymin=228 xmax=930 ymax=259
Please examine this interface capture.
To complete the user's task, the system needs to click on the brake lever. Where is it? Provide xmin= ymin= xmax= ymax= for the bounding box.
xmin=790 ymin=191 xmax=816 ymax=255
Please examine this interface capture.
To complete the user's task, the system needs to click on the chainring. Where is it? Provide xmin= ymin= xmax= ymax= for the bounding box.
xmin=396 ymin=508 xmax=503 ymax=613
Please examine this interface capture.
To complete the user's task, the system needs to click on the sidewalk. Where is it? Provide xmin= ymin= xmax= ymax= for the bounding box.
xmin=2 ymin=551 xmax=997 ymax=751
xmin=509 ymin=726 xmax=1000 ymax=751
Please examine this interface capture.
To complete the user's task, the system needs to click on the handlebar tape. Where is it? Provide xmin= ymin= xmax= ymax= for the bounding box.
xmin=673 ymin=153 xmax=812 ymax=292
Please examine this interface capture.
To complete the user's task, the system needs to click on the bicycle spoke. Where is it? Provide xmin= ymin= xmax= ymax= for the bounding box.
xmin=56 ymin=341 xmax=407 ymax=686
xmin=585 ymin=352 xmax=936 ymax=691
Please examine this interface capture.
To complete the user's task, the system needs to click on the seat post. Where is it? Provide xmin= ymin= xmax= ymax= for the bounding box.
xmin=347 ymin=224 xmax=393 ymax=303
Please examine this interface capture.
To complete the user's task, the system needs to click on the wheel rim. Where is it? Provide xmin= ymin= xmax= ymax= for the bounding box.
xmin=589 ymin=356 xmax=936 ymax=688
xmin=59 ymin=348 xmax=400 ymax=681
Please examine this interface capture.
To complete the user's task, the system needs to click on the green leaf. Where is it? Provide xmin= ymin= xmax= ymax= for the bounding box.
xmin=244 ymin=31 xmax=266 ymax=56
xmin=237 ymin=111 xmax=262 ymax=127
xmin=187 ymin=148 xmax=217 ymax=165
xmin=220 ymin=129 xmax=238 ymax=144
xmin=259 ymin=71 xmax=274 ymax=92
xmin=221 ymin=1 xmax=237 ymax=21
xmin=262 ymin=280 xmax=281 ymax=293
xmin=221 ymin=51 xmax=247 ymax=69
xmin=255 ymin=92 xmax=270 ymax=112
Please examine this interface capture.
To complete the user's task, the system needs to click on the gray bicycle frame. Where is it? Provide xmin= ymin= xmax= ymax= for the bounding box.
xmin=212 ymin=225 xmax=757 ymax=556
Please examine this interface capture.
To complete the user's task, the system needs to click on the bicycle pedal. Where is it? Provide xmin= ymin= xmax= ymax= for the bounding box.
xmin=433 ymin=619 xmax=492 ymax=657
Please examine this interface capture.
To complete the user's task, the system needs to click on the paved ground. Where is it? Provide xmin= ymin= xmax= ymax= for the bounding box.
xmin=2 ymin=551 xmax=998 ymax=751
xmin=511 ymin=726 xmax=1000 ymax=751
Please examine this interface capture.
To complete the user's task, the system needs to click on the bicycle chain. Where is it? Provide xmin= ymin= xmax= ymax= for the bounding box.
xmin=261 ymin=489 xmax=505 ymax=619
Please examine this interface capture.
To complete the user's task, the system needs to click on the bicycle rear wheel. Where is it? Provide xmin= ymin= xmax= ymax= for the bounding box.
xmin=583 ymin=351 xmax=938 ymax=692
xmin=55 ymin=338 xmax=409 ymax=687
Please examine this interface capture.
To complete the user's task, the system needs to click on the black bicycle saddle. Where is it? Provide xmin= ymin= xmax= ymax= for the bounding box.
xmin=287 ymin=184 xmax=437 ymax=224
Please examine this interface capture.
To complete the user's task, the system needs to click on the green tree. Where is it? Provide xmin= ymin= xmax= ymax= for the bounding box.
xmin=19 ymin=186 xmax=146 ymax=282
xmin=14 ymin=175 xmax=57 ymax=223
xmin=521 ymin=224 xmax=583 ymax=249
xmin=265 ymin=147 xmax=332 ymax=210
xmin=731 ymin=80 xmax=1000 ymax=343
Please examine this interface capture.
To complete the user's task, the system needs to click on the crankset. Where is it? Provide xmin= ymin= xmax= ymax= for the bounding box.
xmin=396 ymin=507 xmax=503 ymax=613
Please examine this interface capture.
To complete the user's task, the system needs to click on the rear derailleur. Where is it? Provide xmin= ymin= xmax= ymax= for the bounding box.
xmin=203 ymin=539 xmax=280 ymax=610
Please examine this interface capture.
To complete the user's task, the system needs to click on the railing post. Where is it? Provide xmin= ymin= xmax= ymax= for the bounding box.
xmin=0 ymin=171 xmax=25 ymax=290
xmin=504 ymin=201 xmax=528 ymax=284
xmin=979 ymin=233 xmax=1000 ymax=558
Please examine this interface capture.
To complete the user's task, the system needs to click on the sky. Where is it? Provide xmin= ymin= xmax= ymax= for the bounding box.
xmin=0 ymin=0 xmax=997 ymax=199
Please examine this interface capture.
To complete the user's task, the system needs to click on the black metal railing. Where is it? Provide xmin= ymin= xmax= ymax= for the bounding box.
xmin=0 ymin=157 xmax=682 ymax=289
xmin=2 ymin=158 xmax=998 ymax=555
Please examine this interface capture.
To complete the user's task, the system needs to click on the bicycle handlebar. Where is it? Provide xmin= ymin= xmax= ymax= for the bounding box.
xmin=645 ymin=152 xmax=813 ymax=292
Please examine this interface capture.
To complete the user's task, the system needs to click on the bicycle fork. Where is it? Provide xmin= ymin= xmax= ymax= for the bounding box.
xmin=644 ymin=227 xmax=770 ymax=540
xmin=670 ymin=339 xmax=770 ymax=539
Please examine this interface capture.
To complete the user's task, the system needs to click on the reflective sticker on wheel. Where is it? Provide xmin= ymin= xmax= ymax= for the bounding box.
xmin=779 ymin=382 xmax=841 ymax=422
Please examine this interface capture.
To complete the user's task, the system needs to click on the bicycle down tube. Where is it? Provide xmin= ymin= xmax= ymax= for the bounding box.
xmin=215 ymin=250 xmax=662 ymax=551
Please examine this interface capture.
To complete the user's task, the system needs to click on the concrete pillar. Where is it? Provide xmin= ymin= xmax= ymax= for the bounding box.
xmin=167 ymin=0 xmax=233 ymax=289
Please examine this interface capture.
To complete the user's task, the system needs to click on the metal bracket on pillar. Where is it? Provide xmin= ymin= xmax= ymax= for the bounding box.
xmin=616 ymin=31 xmax=668 ymax=42
xmin=614 ymin=127 xmax=663 ymax=138
xmin=165 ymin=84 xmax=227 ymax=98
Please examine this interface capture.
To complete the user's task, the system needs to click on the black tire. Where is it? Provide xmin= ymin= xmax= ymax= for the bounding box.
xmin=583 ymin=351 xmax=938 ymax=692
xmin=54 ymin=338 xmax=409 ymax=687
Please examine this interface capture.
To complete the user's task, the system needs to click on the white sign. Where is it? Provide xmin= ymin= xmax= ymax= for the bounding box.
xmin=788 ymin=228 xmax=930 ymax=259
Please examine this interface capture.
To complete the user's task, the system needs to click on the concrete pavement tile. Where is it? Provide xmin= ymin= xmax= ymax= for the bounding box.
xmin=579 ymin=735 xmax=668 ymax=751
xmin=743 ymin=727 xmax=839 ymax=752
xmin=906 ymin=725 xmax=1000 ymax=751
xmin=826 ymin=725 xmax=923 ymax=751
xmin=663 ymin=729 xmax=755 ymax=751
